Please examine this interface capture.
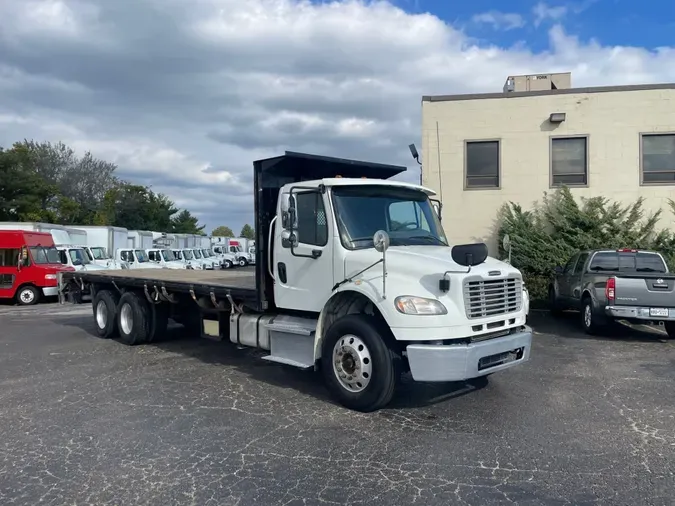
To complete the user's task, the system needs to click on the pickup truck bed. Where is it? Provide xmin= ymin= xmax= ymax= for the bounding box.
xmin=61 ymin=268 xmax=257 ymax=302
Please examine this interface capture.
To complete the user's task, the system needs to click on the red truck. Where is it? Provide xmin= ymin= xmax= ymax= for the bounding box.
xmin=0 ymin=230 xmax=74 ymax=305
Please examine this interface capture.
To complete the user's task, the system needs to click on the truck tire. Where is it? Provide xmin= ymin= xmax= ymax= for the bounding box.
xmin=16 ymin=285 xmax=40 ymax=306
xmin=238 ymin=258 xmax=247 ymax=267
xmin=223 ymin=260 xmax=233 ymax=269
xmin=93 ymin=289 xmax=119 ymax=338
xmin=664 ymin=322 xmax=675 ymax=339
xmin=115 ymin=292 xmax=151 ymax=345
xmin=321 ymin=314 xmax=402 ymax=412
xmin=581 ymin=296 xmax=604 ymax=335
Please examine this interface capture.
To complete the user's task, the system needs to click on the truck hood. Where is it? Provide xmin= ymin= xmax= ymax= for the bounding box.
xmin=344 ymin=245 xmax=522 ymax=298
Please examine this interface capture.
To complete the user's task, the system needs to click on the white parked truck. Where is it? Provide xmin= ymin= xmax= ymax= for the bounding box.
xmin=127 ymin=230 xmax=154 ymax=250
xmin=115 ymin=248 xmax=164 ymax=269
xmin=69 ymin=225 xmax=129 ymax=268
xmin=60 ymin=151 xmax=532 ymax=412
xmin=147 ymin=248 xmax=191 ymax=269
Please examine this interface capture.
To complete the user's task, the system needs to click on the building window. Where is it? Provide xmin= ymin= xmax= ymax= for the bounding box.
xmin=551 ymin=136 xmax=588 ymax=186
xmin=641 ymin=134 xmax=675 ymax=184
xmin=465 ymin=140 xmax=500 ymax=189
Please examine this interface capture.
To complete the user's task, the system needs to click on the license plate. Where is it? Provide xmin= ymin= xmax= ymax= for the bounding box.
xmin=650 ymin=308 xmax=669 ymax=317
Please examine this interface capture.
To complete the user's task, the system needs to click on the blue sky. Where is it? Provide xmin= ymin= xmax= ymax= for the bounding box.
xmin=393 ymin=0 xmax=675 ymax=52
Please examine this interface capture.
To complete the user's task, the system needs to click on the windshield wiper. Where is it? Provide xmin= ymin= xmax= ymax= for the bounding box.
xmin=408 ymin=235 xmax=446 ymax=245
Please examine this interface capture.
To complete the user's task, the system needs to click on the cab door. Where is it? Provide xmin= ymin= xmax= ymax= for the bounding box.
xmin=273 ymin=188 xmax=334 ymax=312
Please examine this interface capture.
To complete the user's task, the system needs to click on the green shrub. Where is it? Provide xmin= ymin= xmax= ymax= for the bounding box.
xmin=498 ymin=187 xmax=675 ymax=301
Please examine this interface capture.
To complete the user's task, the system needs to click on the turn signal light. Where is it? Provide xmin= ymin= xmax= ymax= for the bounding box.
xmin=605 ymin=277 xmax=616 ymax=301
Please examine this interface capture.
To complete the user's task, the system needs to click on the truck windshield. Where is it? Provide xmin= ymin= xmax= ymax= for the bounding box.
xmin=331 ymin=186 xmax=448 ymax=249
xmin=135 ymin=250 xmax=148 ymax=262
xmin=202 ymin=249 xmax=211 ymax=257
xmin=589 ymin=251 xmax=668 ymax=273
xmin=69 ymin=249 xmax=91 ymax=265
xmin=90 ymin=247 xmax=108 ymax=260
xmin=161 ymin=250 xmax=173 ymax=262
xmin=173 ymin=250 xmax=183 ymax=260
xmin=29 ymin=246 xmax=61 ymax=264
xmin=182 ymin=249 xmax=194 ymax=260
xmin=193 ymin=250 xmax=203 ymax=259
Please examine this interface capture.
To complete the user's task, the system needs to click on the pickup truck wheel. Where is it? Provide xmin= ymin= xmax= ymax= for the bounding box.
xmin=92 ymin=289 xmax=119 ymax=338
xmin=16 ymin=285 xmax=40 ymax=306
xmin=582 ymin=297 xmax=604 ymax=335
xmin=116 ymin=292 xmax=151 ymax=345
xmin=321 ymin=314 xmax=401 ymax=412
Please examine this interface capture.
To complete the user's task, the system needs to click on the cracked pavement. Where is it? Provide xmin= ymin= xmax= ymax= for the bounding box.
xmin=1 ymin=305 xmax=674 ymax=505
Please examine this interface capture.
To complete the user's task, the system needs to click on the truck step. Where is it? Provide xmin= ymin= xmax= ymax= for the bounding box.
xmin=261 ymin=355 xmax=314 ymax=370
xmin=263 ymin=315 xmax=318 ymax=369
xmin=265 ymin=315 xmax=317 ymax=335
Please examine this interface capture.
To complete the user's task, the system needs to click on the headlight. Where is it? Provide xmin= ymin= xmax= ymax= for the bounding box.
xmin=394 ymin=296 xmax=447 ymax=315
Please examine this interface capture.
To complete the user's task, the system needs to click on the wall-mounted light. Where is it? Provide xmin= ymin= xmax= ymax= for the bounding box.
xmin=549 ymin=112 xmax=566 ymax=123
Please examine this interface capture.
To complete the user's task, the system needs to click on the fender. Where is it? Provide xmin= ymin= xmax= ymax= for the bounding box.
xmin=313 ymin=286 xmax=390 ymax=362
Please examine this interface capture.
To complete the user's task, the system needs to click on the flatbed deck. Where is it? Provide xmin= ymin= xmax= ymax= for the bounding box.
xmin=62 ymin=267 xmax=258 ymax=302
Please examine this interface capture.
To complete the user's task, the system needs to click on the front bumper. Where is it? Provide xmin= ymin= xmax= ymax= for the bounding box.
xmin=406 ymin=327 xmax=532 ymax=382
xmin=42 ymin=287 xmax=59 ymax=297
xmin=606 ymin=305 xmax=675 ymax=321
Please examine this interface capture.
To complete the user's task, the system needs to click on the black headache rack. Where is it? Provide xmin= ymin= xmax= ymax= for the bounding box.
xmin=253 ymin=151 xmax=408 ymax=312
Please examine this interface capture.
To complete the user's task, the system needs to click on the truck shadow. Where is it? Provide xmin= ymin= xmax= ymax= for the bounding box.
xmin=528 ymin=310 xmax=670 ymax=343
xmin=61 ymin=316 xmax=486 ymax=411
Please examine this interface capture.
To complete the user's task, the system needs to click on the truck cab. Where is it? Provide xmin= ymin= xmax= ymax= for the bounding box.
xmin=56 ymin=245 xmax=110 ymax=272
xmin=146 ymin=248 xmax=190 ymax=269
xmin=0 ymin=231 xmax=74 ymax=305
xmin=210 ymin=246 xmax=237 ymax=269
xmin=115 ymin=248 xmax=164 ymax=269
xmin=227 ymin=240 xmax=254 ymax=266
xmin=190 ymin=248 xmax=216 ymax=270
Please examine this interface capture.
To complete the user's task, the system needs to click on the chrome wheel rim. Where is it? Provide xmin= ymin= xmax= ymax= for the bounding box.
xmin=120 ymin=303 xmax=133 ymax=335
xmin=96 ymin=300 xmax=108 ymax=329
xmin=584 ymin=304 xmax=592 ymax=328
xmin=20 ymin=289 xmax=34 ymax=304
xmin=332 ymin=334 xmax=372 ymax=393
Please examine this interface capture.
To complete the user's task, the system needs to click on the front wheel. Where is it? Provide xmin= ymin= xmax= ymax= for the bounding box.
xmin=223 ymin=260 xmax=233 ymax=269
xmin=16 ymin=285 xmax=40 ymax=306
xmin=238 ymin=258 xmax=248 ymax=267
xmin=321 ymin=314 xmax=401 ymax=412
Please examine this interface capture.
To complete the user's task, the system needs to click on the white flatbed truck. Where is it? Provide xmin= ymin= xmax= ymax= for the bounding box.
xmin=59 ymin=151 xmax=532 ymax=412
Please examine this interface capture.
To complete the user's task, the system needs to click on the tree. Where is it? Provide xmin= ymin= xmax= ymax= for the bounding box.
xmin=0 ymin=147 xmax=55 ymax=221
xmin=212 ymin=226 xmax=234 ymax=237
xmin=172 ymin=209 xmax=205 ymax=234
xmin=12 ymin=139 xmax=118 ymax=225
xmin=240 ymin=224 xmax=255 ymax=239
xmin=99 ymin=183 xmax=178 ymax=231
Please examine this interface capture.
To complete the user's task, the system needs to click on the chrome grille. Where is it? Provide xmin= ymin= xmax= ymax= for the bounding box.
xmin=463 ymin=277 xmax=522 ymax=319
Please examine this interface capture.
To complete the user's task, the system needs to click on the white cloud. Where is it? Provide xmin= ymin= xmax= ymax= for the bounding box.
xmin=533 ymin=2 xmax=568 ymax=27
xmin=0 ymin=0 xmax=674 ymax=233
xmin=471 ymin=11 xmax=526 ymax=31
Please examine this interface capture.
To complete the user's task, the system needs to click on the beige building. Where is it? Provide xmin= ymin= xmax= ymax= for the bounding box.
xmin=421 ymin=72 xmax=675 ymax=255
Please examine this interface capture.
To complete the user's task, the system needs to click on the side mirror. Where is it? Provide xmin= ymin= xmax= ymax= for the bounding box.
xmin=281 ymin=230 xmax=298 ymax=249
xmin=554 ymin=266 xmax=564 ymax=275
xmin=373 ymin=230 xmax=390 ymax=253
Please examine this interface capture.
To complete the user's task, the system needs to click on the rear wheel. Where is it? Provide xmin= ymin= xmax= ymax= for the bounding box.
xmin=92 ymin=289 xmax=119 ymax=338
xmin=16 ymin=285 xmax=40 ymax=306
xmin=321 ymin=314 xmax=401 ymax=412
xmin=582 ymin=296 xmax=605 ymax=335
xmin=116 ymin=292 xmax=151 ymax=345
xmin=548 ymin=286 xmax=562 ymax=316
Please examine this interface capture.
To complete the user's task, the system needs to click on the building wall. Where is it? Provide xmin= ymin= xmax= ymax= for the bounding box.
xmin=421 ymin=88 xmax=675 ymax=255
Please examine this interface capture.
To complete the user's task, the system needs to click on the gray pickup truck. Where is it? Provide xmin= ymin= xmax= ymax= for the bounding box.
xmin=549 ymin=248 xmax=675 ymax=336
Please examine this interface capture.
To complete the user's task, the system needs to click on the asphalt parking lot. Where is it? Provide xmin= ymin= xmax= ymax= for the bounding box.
xmin=1 ymin=305 xmax=674 ymax=505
